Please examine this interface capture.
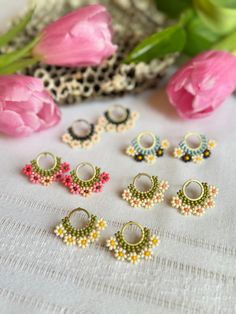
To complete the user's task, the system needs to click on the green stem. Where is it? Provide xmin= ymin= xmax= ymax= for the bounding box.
xmin=212 ymin=28 xmax=236 ymax=53
xmin=0 ymin=35 xmax=39 ymax=68
xmin=0 ymin=57 xmax=38 ymax=75
xmin=0 ymin=8 xmax=34 ymax=48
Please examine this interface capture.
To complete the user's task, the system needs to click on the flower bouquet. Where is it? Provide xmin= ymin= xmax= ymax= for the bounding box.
xmin=0 ymin=0 xmax=177 ymax=105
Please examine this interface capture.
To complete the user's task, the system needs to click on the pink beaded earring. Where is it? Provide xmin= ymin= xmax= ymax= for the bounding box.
xmin=62 ymin=161 xmax=110 ymax=196
xmin=22 ymin=152 xmax=70 ymax=186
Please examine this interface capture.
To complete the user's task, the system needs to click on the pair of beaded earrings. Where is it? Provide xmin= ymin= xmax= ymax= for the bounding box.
xmin=126 ymin=131 xmax=216 ymax=164
xmin=122 ymin=173 xmax=219 ymax=216
xmin=62 ymin=104 xmax=139 ymax=149
xmin=22 ymin=152 xmax=110 ymax=197
xmin=54 ymin=207 xmax=159 ymax=264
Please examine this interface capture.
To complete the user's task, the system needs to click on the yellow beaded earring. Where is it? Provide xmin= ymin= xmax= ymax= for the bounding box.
xmin=106 ymin=221 xmax=160 ymax=264
xmin=54 ymin=207 xmax=107 ymax=248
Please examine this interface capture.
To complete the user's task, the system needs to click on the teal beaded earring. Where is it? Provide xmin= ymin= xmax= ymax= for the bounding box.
xmin=126 ymin=131 xmax=169 ymax=164
xmin=174 ymin=132 xmax=217 ymax=164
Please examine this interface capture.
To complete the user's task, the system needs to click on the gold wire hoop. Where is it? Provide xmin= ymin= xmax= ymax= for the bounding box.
xmin=133 ymin=173 xmax=153 ymax=193
xmin=75 ymin=162 xmax=96 ymax=182
xmin=182 ymin=179 xmax=204 ymax=201
xmin=184 ymin=132 xmax=202 ymax=150
xmin=71 ymin=119 xmax=92 ymax=137
xmin=36 ymin=152 xmax=57 ymax=171
xmin=68 ymin=208 xmax=91 ymax=230
xmin=137 ymin=131 xmax=156 ymax=150
xmin=121 ymin=221 xmax=145 ymax=246
xmin=108 ymin=104 xmax=128 ymax=122
xmin=68 ymin=207 xmax=90 ymax=220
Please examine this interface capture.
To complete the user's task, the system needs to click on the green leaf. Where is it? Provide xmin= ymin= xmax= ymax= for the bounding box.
xmin=0 ymin=35 xmax=39 ymax=68
xmin=180 ymin=9 xmax=195 ymax=26
xmin=194 ymin=0 xmax=236 ymax=35
xmin=212 ymin=28 xmax=236 ymax=52
xmin=0 ymin=8 xmax=34 ymax=48
xmin=124 ymin=24 xmax=186 ymax=64
xmin=155 ymin=0 xmax=192 ymax=18
xmin=0 ymin=58 xmax=38 ymax=75
xmin=211 ymin=0 xmax=236 ymax=9
xmin=183 ymin=14 xmax=221 ymax=55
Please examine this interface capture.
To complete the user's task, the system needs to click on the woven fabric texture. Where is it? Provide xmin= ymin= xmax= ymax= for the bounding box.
xmin=0 ymin=2 xmax=235 ymax=314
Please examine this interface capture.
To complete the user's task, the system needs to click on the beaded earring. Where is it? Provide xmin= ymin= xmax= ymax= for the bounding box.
xmin=97 ymin=104 xmax=139 ymax=132
xmin=174 ymin=132 xmax=216 ymax=164
xmin=106 ymin=221 xmax=159 ymax=264
xmin=62 ymin=162 xmax=110 ymax=196
xmin=126 ymin=131 xmax=169 ymax=163
xmin=22 ymin=152 xmax=70 ymax=186
xmin=54 ymin=207 xmax=107 ymax=248
xmin=171 ymin=179 xmax=219 ymax=216
xmin=122 ymin=173 xmax=169 ymax=209
xmin=62 ymin=119 xmax=103 ymax=149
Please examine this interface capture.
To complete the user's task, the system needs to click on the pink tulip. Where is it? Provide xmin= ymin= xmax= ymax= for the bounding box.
xmin=32 ymin=4 xmax=117 ymax=67
xmin=166 ymin=50 xmax=236 ymax=119
xmin=0 ymin=74 xmax=61 ymax=137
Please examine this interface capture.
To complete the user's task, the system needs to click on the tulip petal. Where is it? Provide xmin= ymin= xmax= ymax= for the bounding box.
xmin=0 ymin=74 xmax=61 ymax=137
xmin=167 ymin=50 xmax=236 ymax=119
xmin=0 ymin=75 xmax=43 ymax=102
xmin=32 ymin=4 xmax=116 ymax=67
xmin=0 ymin=110 xmax=33 ymax=136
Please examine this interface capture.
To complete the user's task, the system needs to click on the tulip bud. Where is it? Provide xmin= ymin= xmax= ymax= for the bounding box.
xmin=0 ymin=75 xmax=61 ymax=137
xmin=32 ymin=4 xmax=117 ymax=67
xmin=166 ymin=50 xmax=236 ymax=119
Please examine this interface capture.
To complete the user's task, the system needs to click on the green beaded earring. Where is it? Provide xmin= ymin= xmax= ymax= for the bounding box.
xmin=62 ymin=161 xmax=110 ymax=196
xmin=171 ymin=179 xmax=219 ymax=216
xmin=106 ymin=221 xmax=160 ymax=264
xmin=22 ymin=151 xmax=71 ymax=186
xmin=122 ymin=173 xmax=169 ymax=209
xmin=54 ymin=207 xmax=107 ymax=248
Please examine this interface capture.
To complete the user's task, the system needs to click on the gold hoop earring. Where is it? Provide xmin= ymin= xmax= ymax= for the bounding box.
xmin=171 ymin=179 xmax=219 ymax=216
xmin=62 ymin=161 xmax=110 ymax=196
xmin=54 ymin=207 xmax=107 ymax=247
xmin=62 ymin=118 xmax=103 ymax=149
xmin=106 ymin=221 xmax=159 ymax=264
xmin=22 ymin=151 xmax=70 ymax=186
xmin=126 ymin=131 xmax=169 ymax=163
xmin=97 ymin=104 xmax=139 ymax=133
xmin=122 ymin=173 xmax=169 ymax=209
xmin=174 ymin=132 xmax=217 ymax=164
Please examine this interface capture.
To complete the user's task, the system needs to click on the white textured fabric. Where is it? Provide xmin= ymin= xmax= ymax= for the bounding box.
xmin=0 ymin=89 xmax=236 ymax=314
xmin=0 ymin=3 xmax=236 ymax=314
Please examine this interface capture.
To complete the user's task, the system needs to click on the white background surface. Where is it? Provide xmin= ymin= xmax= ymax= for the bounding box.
xmin=0 ymin=2 xmax=236 ymax=314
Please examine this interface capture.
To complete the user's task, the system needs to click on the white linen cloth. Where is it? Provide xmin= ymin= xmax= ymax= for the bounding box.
xmin=0 ymin=2 xmax=236 ymax=314
xmin=0 ymin=89 xmax=236 ymax=314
